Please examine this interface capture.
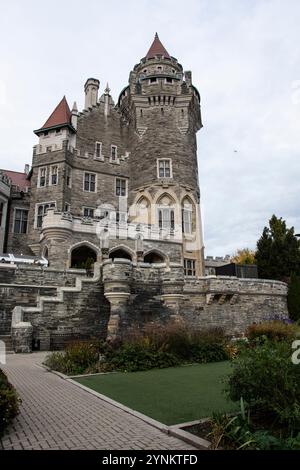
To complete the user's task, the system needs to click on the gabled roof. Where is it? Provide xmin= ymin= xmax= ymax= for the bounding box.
xmin=1 ymin=170 xmax=30 ymax=190
xmin=145 ymin=33 xmax=170 ymax=59
xmin=41 ymin=96 xmax=71 ymax=129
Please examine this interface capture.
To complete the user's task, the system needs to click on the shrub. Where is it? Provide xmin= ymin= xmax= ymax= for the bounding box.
xmin=0 ymin=369 xmax=19 ymax=436
xmin=44 ymin=341 xmax=99 ymax=375
xmin=226 ymin=340 xmax=300 ymax=428
xmin=246 ymin=320 xmax=299 ymax=343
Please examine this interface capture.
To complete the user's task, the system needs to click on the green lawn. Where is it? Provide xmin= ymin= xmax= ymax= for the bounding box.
xmin=75 ymin=361 xmax=237 ymax=425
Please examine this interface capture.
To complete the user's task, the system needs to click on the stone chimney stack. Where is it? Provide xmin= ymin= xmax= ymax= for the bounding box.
xmin=24 ymin=164 xmax=30 ymax=175
xmin=84 ymin=78 xmax=100 ymax=109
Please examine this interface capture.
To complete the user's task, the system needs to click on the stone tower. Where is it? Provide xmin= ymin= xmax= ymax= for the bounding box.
xmin=119 ymin=33 xmax=205 ymax=275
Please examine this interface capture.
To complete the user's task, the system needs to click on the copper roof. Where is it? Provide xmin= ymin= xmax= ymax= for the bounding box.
xmin=145 ymin=33 xmax=171 ymax=59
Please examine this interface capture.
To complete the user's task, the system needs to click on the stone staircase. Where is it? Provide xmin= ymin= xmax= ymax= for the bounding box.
xmin=0 ymin=335 xmax=14 ymax=354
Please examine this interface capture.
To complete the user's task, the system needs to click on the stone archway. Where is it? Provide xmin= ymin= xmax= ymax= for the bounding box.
xmin=71 ymin=245 xmax=97 ymax=269
xmin=144 ymin=250 xmax=165 ymax=264
xmin=109 ymin=248 xmax=132 ymax=261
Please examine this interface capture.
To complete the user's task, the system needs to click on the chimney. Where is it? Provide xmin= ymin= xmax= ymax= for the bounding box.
xmin=24 ymin=164 xmax=30 ymax=175
xmin=84 ymin=78 xmax=100 ymax=109
xmin=184 ymin=71 xmax=192 ymax=87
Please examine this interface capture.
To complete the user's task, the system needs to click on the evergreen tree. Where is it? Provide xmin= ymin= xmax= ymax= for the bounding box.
xmin=287 ymin=272 xmax=300 ymax=321
xmin=256 ymin=215 xmax=300 ymax=280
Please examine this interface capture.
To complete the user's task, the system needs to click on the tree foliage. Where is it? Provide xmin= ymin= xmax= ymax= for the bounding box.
xmin=256 ymin=215 xmax=300 ymax=280
xmin=231 ymin=248 xmax=256 ymax=265
xmin=287 ymin=273 xmax=300 ymax=321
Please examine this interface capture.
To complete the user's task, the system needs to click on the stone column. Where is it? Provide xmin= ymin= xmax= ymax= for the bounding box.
xmin=161 ymin=264 xmax=185 ymax=323
xmin=102 ymin=259 xmax=132 ymax=341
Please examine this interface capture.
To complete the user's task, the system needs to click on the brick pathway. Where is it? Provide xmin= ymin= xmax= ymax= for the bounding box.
xmin=0 ymin=353 xmax=196 ymax=450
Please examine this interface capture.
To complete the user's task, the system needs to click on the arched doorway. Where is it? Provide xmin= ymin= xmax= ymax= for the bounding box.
xmin=144 ymin=251 xmax=165 ymax=264
xmin=71 ymin=245 xmax=97 ymax=269
xmin=109 ymin=249 xmax=132 ymax=261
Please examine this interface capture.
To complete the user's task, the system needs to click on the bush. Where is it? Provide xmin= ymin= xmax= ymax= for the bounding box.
xmin=246 ymin=320 xmax=299 ymax=343
xmin=0 ymin=369 xmax=19 ymax=436
xmin=226 ymin=340 xmax=300 ymax=428
xmin=44 ymin=341 xmax=99 ymax=375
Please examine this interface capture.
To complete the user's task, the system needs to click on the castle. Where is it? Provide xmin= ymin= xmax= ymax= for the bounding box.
xmin=0 ymin=35 xmax=288 ymax=352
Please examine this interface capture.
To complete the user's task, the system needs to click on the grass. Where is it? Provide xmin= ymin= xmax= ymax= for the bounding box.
xmin=75 ymin=361 xmax=237 ymax=425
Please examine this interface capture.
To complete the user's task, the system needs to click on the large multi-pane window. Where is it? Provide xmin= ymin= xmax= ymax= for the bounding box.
xmin=38 ymin=167 xmax=47 ymax=187
xmin=184 ymin=259 xmax=196 ymax=276
xmin=84 ymin=172 xmax=96 ymax=192
xmin=116 ymin=178 xmax=127 ymax=196
xmin=50 ymin=165 xmax=58 ymax=185
xmin=182 ymin=208 xmax=192 ymax=234
xmin=14 ymin=209 xmax=28 ymax=234
xmin=157 ymin=159 xmax=172 ymax=178
xmin=36 ymin=202 xmax=56 ymax=228
xmin=158 ymin=208 xmax=175 ymax=230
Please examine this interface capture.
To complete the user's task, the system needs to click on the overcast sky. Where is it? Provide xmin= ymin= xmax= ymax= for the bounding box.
xmin=0 ymin=0 xmax=299 ymax=256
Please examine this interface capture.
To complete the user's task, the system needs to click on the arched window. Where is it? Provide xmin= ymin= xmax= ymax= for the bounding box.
xmin=144 ymin=251 xmax=165 ymax=264
xmin=182 ymin=197 xmax=194 ymax=234
xmin=109 ymin=249 xmax=132 ymax=261
xmin=157 ymin=194 xmax=175 ymax=231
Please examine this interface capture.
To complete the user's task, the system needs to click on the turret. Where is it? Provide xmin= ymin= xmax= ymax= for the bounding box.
xmin=84 ymin=78 xmax=100 ymax=108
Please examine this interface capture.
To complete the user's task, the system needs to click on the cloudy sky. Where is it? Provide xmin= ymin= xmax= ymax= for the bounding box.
xmin=0 ymin=0 xmax=299 ymax=256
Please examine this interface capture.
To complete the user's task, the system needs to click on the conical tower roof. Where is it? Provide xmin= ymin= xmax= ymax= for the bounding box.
xmin=41 ymin=96 xmax=71 ymax=129
xmin=145 ymin=33 xmax=170 ymax=59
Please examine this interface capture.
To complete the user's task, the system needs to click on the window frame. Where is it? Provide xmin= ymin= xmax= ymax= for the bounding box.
xmin=110 ymin=145 xmax=118 ymax=162
xmin=182 ymin=207 xmax=193 ymax=234
xmin=13 ymin=207 xmax=29 ymax=234
xmin=49 ymin=165 xmax=58 ymax=186
xmin=157 ymin=207 xmax=175 ymax=231
xmin=184 ymin=258 xmax=196 ymax=277
xmin=94 ymin=141 xmax=102 ymax=160
xmin=38 ymin=166 xmax=47 ymax=188
xmin=35 ymin=201 xmax=56 ymax=229
xmin=83 ymin=172 xmax=97 ymax=192
xmin=82 ymin=207 xmax=95 ymax=218
xmin=66 ymin=166 xmax=72 ymax=188
xmin=115 ymin=178 xmax=127 ymax=197
xmin=157 ymin=159 xmax=172 ymax=179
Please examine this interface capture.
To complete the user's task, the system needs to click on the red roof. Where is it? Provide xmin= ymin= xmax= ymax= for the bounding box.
xmin=41 ymin=96 xmax=71 ymax=129
xmin=2 ymin=170 xmax=30 ymax=190
xmin=146 ymin=33 xmax=170 ymax=59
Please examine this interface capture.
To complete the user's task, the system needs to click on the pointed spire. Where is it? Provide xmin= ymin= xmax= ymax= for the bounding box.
xmin=72 ymin=101 xmax=78 ymax=113
xmin=41 ymin=96 xmax=71 ymax=129
xmin=145 ymin=33 xmax=170 ymax=59
xmin=104 ymin=83 xmax=111 ymax=95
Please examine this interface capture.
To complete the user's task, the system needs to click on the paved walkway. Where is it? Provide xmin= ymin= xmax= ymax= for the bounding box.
xmin=0 ymin=353 xmax=195 ymax=450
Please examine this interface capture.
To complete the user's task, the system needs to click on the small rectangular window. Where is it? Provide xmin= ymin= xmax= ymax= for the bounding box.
xmin=184 ymin=259 xmax=196 ymax=276
xmin=157 ymin=159 xmax=172 ymax=178
xmin=66 ymin=167 xmax=72 ymax=188
xmin=83 ymin=207 xmax=94 ymax=218
xmin=64 ymin=203 xmax=71 ymax=212
xmin=166 ymin=77 xmax=173 ymax=83
xmin=84 ymin=172 xmax=96 ymax=192
xmin=50 ymin=165 xmax=58 ymax=185
xmin=95 ymin=142 xmax=102 ymax=159
xmin=111 ymin=145 xmax=117 ymax=161
xmin=150 ymin=77 xmax=157 ymax=83
xmin=38 ymin=167 xmax=47 ymax=187
xmin=14 ymin=209 xmax=28 ymax=234
xmin=116 ymin=178 xmax=127 ymax=197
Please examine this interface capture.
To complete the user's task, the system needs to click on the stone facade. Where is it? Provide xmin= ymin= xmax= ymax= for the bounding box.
xmin=0 ymin=35 xmax=289 ymax=351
